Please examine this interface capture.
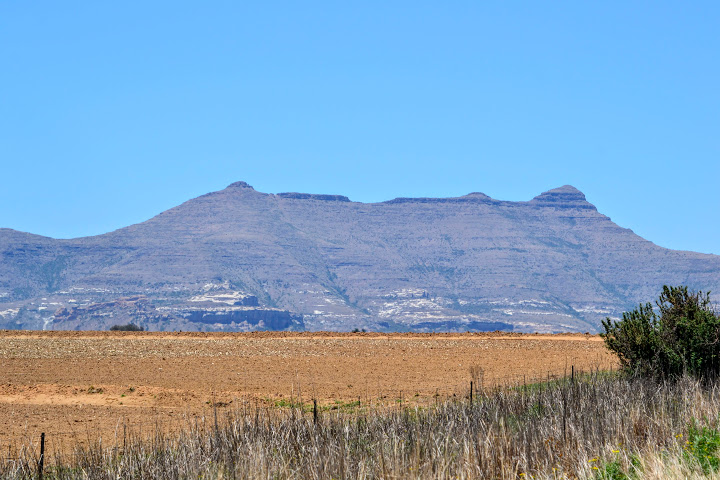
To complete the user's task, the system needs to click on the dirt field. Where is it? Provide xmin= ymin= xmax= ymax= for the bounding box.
xmin=0 ymin=331 xmax=616 ymax=454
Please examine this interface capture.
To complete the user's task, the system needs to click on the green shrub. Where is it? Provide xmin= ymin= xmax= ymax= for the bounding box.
xmin=601 ymin=286 xmax=720 ymax=379
xmin=109 ymin=323 xmax=144 ymax=332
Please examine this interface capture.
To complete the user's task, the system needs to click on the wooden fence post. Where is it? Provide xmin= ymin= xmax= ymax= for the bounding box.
xmin=38 ymin=432 xmax=45 ymax=480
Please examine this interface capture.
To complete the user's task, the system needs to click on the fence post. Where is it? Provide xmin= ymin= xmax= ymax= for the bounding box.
xmin=214 ymin=399 xmax=219 ymax=448
xmin=313 ymin=399 xmax=318 ymax=425
xmin=562 ymin=390 xmax=567 ymax=443
xmin=38 ymin=432 xmax=45 ymax=480
xmin=470 ymin=381 xmax=473 ymax=403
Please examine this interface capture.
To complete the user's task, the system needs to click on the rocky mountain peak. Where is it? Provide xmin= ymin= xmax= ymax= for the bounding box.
xmin=226 ymin=181 xmax=255 ymax=190
xmin=462 ymin=192 xmax=492 ymax=200
xmin=529 ymin=185 xmax=596 ymax=210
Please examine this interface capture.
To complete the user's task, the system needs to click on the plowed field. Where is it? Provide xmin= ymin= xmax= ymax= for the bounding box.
xmin=0 ymin=331 xmax=615 ymax=453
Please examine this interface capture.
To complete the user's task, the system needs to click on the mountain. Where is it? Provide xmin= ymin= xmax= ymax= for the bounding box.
xmin=1 ymin=182 xmax=718 ymax=333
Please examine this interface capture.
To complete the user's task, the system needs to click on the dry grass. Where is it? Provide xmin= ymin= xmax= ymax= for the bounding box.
xmin=3 ymin=372 xmax=720 ymax=479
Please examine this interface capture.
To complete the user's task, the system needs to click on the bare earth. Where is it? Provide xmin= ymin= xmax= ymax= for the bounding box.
xmin=0 ymin=331 xmax=615 ymax=453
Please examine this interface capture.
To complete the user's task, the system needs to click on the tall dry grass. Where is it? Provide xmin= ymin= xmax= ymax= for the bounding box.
xmin=4 ymin=372 xmax=720 ymax=479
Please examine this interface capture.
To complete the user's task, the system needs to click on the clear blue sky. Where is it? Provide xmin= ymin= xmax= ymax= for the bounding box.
xmin=1 ymin=2 xmax=718 ymax=254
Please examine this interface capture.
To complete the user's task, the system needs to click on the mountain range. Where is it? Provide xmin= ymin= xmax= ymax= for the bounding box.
xmin=1 ymin=181 xmax=718 ymax=333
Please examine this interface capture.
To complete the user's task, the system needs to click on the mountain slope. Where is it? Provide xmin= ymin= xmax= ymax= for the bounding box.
xmin=1 ymin=182 xmax=718 ymax=333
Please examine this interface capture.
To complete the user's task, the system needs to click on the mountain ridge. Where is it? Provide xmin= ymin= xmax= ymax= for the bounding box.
xmin=1 ymin=182 xmax=718 ymax=333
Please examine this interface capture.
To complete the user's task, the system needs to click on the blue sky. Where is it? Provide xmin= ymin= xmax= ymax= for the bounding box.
xmin=1 ymin=2 xmax=718 ymax=254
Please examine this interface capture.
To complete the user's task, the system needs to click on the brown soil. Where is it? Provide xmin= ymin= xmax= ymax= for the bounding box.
xmin=0 ymin=330 xmax=615 ymax=453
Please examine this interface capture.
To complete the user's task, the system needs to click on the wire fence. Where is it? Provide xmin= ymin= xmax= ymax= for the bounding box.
xmin=1 ymin=362 xmax=619 ymax=468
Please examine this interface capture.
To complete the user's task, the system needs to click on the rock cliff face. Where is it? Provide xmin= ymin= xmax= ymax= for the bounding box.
xmin=1 ymin=182 xmax=718 ymax=332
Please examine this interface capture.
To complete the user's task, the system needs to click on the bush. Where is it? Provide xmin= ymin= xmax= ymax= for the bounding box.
xmin=109 ymin=323 xmax=144 ymax=332
xmin=601 ymin=286 xmax=720 ymax=379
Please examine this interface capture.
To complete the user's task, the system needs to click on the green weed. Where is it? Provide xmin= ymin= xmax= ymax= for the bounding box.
xmin=683 ymin=420 xmax=720 ymax=474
